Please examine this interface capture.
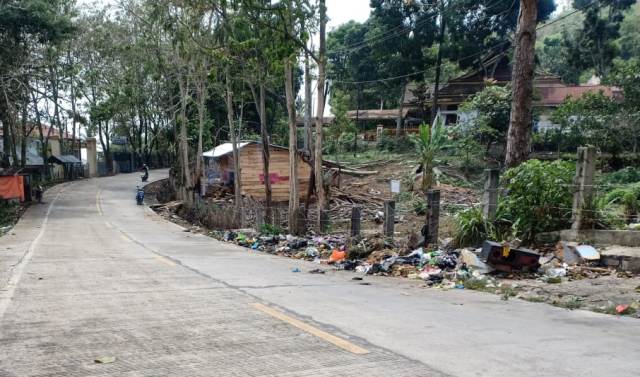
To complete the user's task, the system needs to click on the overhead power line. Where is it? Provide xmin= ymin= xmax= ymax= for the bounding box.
xmin=331 ymin=0 xmax=597 ymax=86
xmin=330 ymin=0 xmax=508 ymax=56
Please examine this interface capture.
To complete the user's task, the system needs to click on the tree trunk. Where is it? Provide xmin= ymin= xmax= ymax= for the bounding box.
xmin=68 ymin=48 xmax=78 ymax=159
xmin=20 ymin=102 xmax=27 ymax=168
xmin=251 ymin=82 xmax=273 ymax=222
xmin=314 ymin=0 xmax=328 ymax=231
xmin=225 ymin=71 xmax=243 ymax=216
xmin=395 ymin=83 xmax=406 ymax=141
xmin=195 ymin=61 xmax=208 ymax=184
xmin=31 ymin=89 xmax=49 ymax=179
xmin=98 ymin=121 xmax=113 ymax=174
xmin=304 ymin=51 xmax=313 ymax=154
xmin=50 ymin=65 xmax=64 ymax=155
xmin=0 ymin=100 xmax=10 ymax=168
xmin=285 ymin=61 xmax=300 ymax=234
xmin=8 ymin=111 xmax=18 ymax=168
xmin=504 ymin=0 xmax=538 ymax=168
xmin=177 ymin=73 xmax=192 ymax=202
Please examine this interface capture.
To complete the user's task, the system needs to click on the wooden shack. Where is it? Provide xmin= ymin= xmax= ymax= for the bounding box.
xmin=203 ymin=141 xmax=312 ymax=202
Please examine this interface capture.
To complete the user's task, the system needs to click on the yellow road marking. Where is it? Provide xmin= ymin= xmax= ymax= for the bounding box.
xmin=104 ymin=221 xmax=113 ymax=229
xmin=251 ymin=303 xmax=369 ymax=355
xmin=96 ymin=190 xmax=103 ymax=216
xmin=120 ymin=233 xmax=132 ymax=243
xmin=154 ymin=255 xmax=176 ymax=267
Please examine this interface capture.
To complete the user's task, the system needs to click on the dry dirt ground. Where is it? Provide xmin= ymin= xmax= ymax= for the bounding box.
xmin=502 ymin=274 xmax=640 ymax=316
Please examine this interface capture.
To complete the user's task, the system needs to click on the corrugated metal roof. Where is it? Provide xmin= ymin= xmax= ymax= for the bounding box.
xmin=536 ymin=85 xmax=623 ymax=106
xmin=48 ymin=154 xmax=81 ymax=164
xmin=203 ymin=142 xmax=251 ymax=158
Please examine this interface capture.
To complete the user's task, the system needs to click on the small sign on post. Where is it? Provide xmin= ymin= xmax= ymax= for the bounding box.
xmin=390 ymin=180 xmax=400 ymax=194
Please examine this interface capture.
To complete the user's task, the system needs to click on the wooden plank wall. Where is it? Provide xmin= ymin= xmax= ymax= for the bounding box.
xmin=239 ymin=144 xmax=312 ymax=202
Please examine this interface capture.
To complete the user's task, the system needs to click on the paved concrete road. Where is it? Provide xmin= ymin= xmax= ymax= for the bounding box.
xmin=1 ymin=172 xmax=639 ymax=377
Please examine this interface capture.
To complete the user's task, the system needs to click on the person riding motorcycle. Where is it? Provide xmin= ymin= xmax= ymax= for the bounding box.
xmin=141 ymin=164 xmax=149 ymax=182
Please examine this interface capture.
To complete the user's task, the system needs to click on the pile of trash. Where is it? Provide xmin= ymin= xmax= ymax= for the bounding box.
xmin=213 ymin=228 xmax=632 ymax=291
xmin=220 ymin=229 xmax=355 ymax=266
xmin=214 ymin=229 xmax=495 ymax=286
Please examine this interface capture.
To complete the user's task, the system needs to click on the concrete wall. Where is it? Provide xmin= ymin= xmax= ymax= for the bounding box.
xmin=559 ymin=229 xmax=640 ymax=247
xmin=86 ymin=138 xmax=97 ymax=177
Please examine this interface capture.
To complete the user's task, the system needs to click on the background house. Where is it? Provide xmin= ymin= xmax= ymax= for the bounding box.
xmin=403 ymin=55 xmax=622 ymax=130
xmin=0 ymin=124 xmax=83 ymax=180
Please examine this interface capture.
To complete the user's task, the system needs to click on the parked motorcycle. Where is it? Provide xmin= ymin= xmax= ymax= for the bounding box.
xmin=136 ymin=187 xmax=144 ymax=205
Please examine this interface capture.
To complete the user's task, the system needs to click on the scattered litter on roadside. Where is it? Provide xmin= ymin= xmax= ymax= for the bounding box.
xmin=291 ymin=267 xmax=301 ymax=273
xmin=94 ymin=356 xmax=116 ymax=364
xmin=616 ymin=304 xmax=631 ymax=314
xmin=308 ymin=268 xmax=325 ymax=274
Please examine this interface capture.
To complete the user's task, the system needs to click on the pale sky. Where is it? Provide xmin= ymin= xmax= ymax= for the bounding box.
xmin=326 ymin=0 xmax=371 ymax=29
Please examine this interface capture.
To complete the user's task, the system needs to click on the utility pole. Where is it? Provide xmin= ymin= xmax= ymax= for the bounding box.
xmin=505 ymin=0 xmax=538 ymax=168
xmin=431 ymin=0 xmax=447 ymax=124
xmin=353 ymin=84 xmax=360 ymax=157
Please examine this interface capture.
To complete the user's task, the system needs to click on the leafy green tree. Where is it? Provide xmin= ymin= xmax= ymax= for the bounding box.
xmin=537 ymin=32 xmax=583 ymax=84
xmin=0 ymin=0 xmax=74 ymax=168
xmin=445 ymin=0 xmax=555 ymax=67
xmin=459 ymin=84 xmax=512 ymax=153
xmin=606 ymin=58 xmax=640 ymax=153
xmin=325 ymin=89 xmax=355 ymax=157
xmin=618 ymin=2 xmax=640 ymax=60
xmin=566 ymin=0 xmax=636 ymax=77
xmin=552 ymin=91 xmax=631 ymax=165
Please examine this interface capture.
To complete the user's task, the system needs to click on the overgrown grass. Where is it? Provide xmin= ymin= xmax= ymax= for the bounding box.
xmin=0 ymin=201 xmax=21 ymax=228
xmin=522 ymin=295 xmax=547 ymax=303
xmin=259 ymin=223 xmax=283 ymax=235
xmin=461 ymin=278 xmax=494 ymax=293
xmin=328 ymin=149 xmax=409 ymax=165
xmin=552 ymin=296 xmax=584 ymax=310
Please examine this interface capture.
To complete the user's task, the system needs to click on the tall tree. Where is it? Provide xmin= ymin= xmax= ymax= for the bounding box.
xmin=314 ymin=0 xmax=328 ymax=230
xmin=568 ymin=0 xmax=636 ymax=76
xmin=0 ymin=0 xmax=73 ymax=168
xmin=505 ymin=0 xmax=538 ymax=168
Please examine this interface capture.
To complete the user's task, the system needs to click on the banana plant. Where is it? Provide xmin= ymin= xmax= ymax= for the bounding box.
xmin=410 ymin=115 xmax=450 ymax=192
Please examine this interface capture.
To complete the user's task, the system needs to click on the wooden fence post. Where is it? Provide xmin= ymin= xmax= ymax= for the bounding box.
xmin=426 ymin=190 xmax=440 ymax=246
xmin=383 ymin=200 xmax=395 ymax=238
xmin=351 ymin=206 xmax=362 ymax=238
xmin=255 ymin=206 xmax=265 ymax=229
xmin=482 ymin=168 xmax=500 ymax=222
xmin=319 ymin=209 xmax=330 ymax=234
xmin=571 ymin=146 xmax=596 ymax=230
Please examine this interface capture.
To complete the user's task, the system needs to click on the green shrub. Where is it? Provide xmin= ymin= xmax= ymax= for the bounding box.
xmin=0 ymin=201 xmax=20 ymax=228
xmin=259 ymin=223 xmax=283 ymax=235
xmin=455 ymin=160 xmax=598 ymax=243
xmin=601 ymin=182 xmax=640 ymax=223
xmin=377 ymin=134 xmax=412 ymax=153
xmin=601 ymin=167 xmax=640 ymax=186
xmin=498 ymin=159 xmax=575 ymax=241
xmin=454 ymin=206 xmax=489 ymax=247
